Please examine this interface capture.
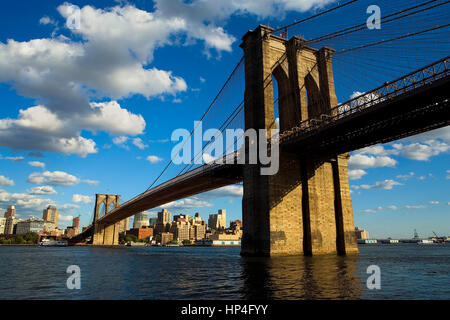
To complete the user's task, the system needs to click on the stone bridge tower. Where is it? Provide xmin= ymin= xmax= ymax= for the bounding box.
xmin=92 ymin=194 xmax=125 ymax=246
xmin=240 ymin=25 xmax=358 ymax=256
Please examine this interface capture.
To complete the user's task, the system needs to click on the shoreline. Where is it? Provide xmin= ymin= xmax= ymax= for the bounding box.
xmin=0 ymin=244 xmax=37 ymax=246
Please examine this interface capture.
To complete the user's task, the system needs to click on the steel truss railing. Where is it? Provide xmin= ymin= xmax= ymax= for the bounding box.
xmin=280 ymin=56 xmax=450 ymax=141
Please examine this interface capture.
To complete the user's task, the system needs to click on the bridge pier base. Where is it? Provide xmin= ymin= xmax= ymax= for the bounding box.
xmin=333 ymin=154 xmax=359 ymax=255
xmin=302 ymin=155 xmax=358 ymax=255
xmin=242 ymin=153 xmax=304 ymax=256
xmin=241 ymin=154 xmax=358 ymax=257
xmin=92 ymin=222 xmax=120 ymax=246
xmin=92 ymin=224 xmax=103 ymax=245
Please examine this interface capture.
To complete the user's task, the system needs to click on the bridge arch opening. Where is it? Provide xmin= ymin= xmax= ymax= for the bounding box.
xmin=271 ymin=64 xmax=291 ymax=133
xmin=98 ymin=201 xmax=106 ymax=219
xmin=271 ymin=74 xmax=279 ymax=131
xmin=304 ymin=73 xmax=323 ymax=120
xmin=108 ymin=202 xmax=116 ymax=213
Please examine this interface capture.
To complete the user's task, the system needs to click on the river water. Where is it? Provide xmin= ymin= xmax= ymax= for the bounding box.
xmin=1 ymin=244 xmax=449 ymax=300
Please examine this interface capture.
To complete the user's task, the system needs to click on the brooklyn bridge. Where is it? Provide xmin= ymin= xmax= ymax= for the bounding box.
xmin=70 ymin=0 xmax=450 ymax=256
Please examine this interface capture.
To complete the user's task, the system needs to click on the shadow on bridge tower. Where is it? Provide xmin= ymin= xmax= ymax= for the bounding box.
xmin=240 ymin=25 xmax=358 ymax=256
xmin=92 ymin=194 xmax=128 ymax=246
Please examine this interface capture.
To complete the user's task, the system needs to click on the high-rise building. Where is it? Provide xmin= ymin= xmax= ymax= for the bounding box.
xmin=73 ymin=216 xmax=80 ymax=229
xmin=355 ymin=227 xmax=369 ymax=240
xmin=43 ymin=222 xmax=56 ymax=233
xmin=133 ymin=212 xmax=149 ymax=229
xmin=149 ymin=217 xmax=158 ymax=226
xmin=16 ymin=218 xmax=45 ymax=235
xmin=173 ymin=214 xmax=188 ymax=222
xmin=4 ymin=217 xmax=21 ymax=235
xmin=154 ymin=222 xmax=170 ymax=235
xmin=191 ymin=223 xmax=206 ymax=240
xmin=64 ymin=216 xmax=81 ymax=238
xmin=158 ymin=209 xmax=172 ymax=225
xmin=230 ymin=220 xmax=242 ymax=230
xmin=155 ymin=209 xmax=172 ymax=236
xmin=42 ymin=205 xmax=59 ymax=227
xmin=73 ymin=216 xmax=80 ymax=235
xmin=4 ymin=205 xmax=15 ymax=218
xmin=161 ymin=232 xmax=173 ymax=245
xmin=170 ymin=220 xmax=190 ymax=241
xmin=118 ymin=218 xmax=129 ymax=233
xmin=194 ymin=212 xmax=202 ymax=222
xmin=208 ymin=209 xmax=227 ymax=230
xmin=0 ymin=217 xmax=6 ymax=234
xmin=65 ymin=227 xmax=77 ymax=238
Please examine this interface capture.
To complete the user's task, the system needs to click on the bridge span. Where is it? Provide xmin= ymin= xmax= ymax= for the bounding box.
xmin=71 ymin=21 xmax=449 ymax=257
xmin=71 ymin=54 xmax=449 ymax=251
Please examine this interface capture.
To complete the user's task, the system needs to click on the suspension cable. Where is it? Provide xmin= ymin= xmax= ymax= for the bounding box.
xmin=307 ymin=0 xmax=449 ymax=44
xmin=272 ymin=0 xmax=360 ymax=33
xmin=336 ymin=23 xmax=450 ymax=55
xmin=146 ymin=56 xmax=244 ymax=190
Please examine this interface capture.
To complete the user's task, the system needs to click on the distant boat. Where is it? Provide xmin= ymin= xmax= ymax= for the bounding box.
xmin=417 ymin=239 xmax=434 ymax=244
xmin=126 ymin=242 xmax=147 ymax=247
xmin=357 ymin=239 xmax=377 ymax=244
xmin=38 ymin=239 xmax=68 ymax=247
xmin=166 ymin=243 xmax=180 ymax=247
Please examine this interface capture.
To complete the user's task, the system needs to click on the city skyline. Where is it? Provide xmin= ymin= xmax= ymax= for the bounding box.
xmin=0 ymin=0 xmax=448 ymax=240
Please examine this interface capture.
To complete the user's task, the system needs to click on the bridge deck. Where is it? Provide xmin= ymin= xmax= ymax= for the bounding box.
xmin=98 ymin=164 xmax=242 ymax=225
xmin=281 ymin=74 xmax=450 ymax=157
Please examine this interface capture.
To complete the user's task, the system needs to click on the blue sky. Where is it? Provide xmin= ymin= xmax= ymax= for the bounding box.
xmin=0 ymin=0 xmax=448 ymax=239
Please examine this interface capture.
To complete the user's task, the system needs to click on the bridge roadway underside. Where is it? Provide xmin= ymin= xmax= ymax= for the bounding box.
xmin=282 ymin=77 xmax=450 ymax=157
xmin=72 ymin=76 xmax=449 ymax=243
xmin=97 ymin=164 xmax=243 ymax=226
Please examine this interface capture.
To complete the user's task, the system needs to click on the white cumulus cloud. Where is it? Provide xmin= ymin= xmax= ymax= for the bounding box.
xmin=72 ymin=194 xmax=93 ymax=204
xmin=0 ymin=175 xmax=14 ymax=186
xmin=59 ymin=215 xmax=75 ymax=221
xmin=349 ymin=154 xmax=397 ymax=170
xmin=200 ymin=185 xmax=243 ymax=199
xmin=28 ymin=161 xmax=45 ymax=168
xmin=353 ymin=179 xmax=403 ymax=190
xmin=162 ymin=197 xmax=213 ymax=211
xmin=27 ymin=171 xmax=80 ymax=186
xmin=405 ymin=205 xmax=427 ymax=210
xmin=392 ymin=140 xmax=449 ymax=161
xmin=146 ymin=155 xmax=163 ymax=164
xmin=83 ymin=179 xmax=99 ymax=186
xmin=132 ymin=138 xmax=148 ymax=150
xmin=0 ymin=188 xmax=55 ymax=215
xmin=348 ymin=169 xmax=367 ymax=180
xmin=27 ymin=186 xmax=57 ymax=195
xmin=0 ymin=1 xmax=337 ymax=157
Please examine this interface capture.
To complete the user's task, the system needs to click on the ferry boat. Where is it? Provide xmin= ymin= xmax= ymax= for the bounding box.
xmin=38 ymin=238 xmax=68 ymax=247
xmin=126 ymin=241 xmax=147 ymax=247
